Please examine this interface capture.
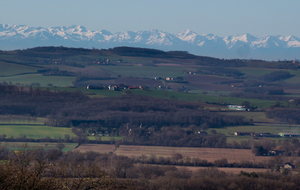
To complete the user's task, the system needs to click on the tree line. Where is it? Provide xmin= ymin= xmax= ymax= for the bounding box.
xmin=0 ymin=145 xmax=299 ymax=190
xmin=0 ymin=84 xmax=252 ymax=129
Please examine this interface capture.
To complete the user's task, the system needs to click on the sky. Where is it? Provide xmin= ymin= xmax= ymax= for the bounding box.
xmin=1 ymin=0 xmax=300 ymax=37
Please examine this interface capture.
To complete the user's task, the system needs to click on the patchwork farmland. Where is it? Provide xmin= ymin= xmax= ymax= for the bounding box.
xmin=76 ymin=144 xmax=271 ymax=163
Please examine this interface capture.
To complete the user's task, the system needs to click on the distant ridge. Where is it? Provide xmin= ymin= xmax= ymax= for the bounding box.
xmin=0 ymin=24 xmax=300 ymax=60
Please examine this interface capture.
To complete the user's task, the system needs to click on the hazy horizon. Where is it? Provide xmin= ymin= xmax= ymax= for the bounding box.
xmin=1 ymin=0 xmax=300 ymax=37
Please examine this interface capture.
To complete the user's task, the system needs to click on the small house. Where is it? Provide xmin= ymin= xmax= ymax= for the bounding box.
xmin=198 ymin=131 xmax=208 ymax=136
xmin=269 ymin=145 xmax=285 ymax=156
xmin=284 ymin=163 xmax=295 ymax=169
xmin=228 ymin=105 xmax=248 ymax=111
xmin=128 ymin=86 xmax=138 ymax=89
xmin=234 ymin=132 xmax=253 ymax=136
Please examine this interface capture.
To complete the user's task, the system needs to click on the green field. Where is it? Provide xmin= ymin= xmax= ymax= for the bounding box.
xmin=129 ymin=89 xmax=280 ymax=108
xmin=239 ymin=68 xmax=274 ymax=77
xmin=0 ymin=74 xmax=75 ymax=87
xmin=0 ymin=116 xmax=47 ymax=125
xmin=0 ymin=124 xmax=76 ymax=139
xmin=87 ymin=136 xmax=123 ymax=141
xmin=285 ymin=70 xmax=300 ymax=84
xmin=239 ymin=68 xmax=300 ymax=85
xmin=0 ymin=61 xmax=39 ymax=76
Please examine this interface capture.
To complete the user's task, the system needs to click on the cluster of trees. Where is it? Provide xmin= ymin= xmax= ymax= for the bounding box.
xmin=228 ymin=92 xmax=289 ymax=102
xmin=0 ymin=146 xmax=299 ymax=189
xmin=120 ymin=126 xmax=228 ymax=148
xmin=0 ymin=84 xmax=255 ymax=147
xmin=243 ymin=87 xmax=285 ymax=95
xmin=289 ymin=98 xmax=300 ymax=107
xmin=260 ymin=71 xmax=293 ymax=82
xmin=197 ymin=67 xmax=245 ymax=78
xmin=0 ymin=84 xmax=252 ymax=129
xmin=37 ymin=68 xmax=76 ymax=76
xmin=266 ymin=108 xmax=300 ymax=124
xmin=47 ymin=94 xmax=251 ymax=128
xmin=129 ymin=153 xmax=266 ymax=169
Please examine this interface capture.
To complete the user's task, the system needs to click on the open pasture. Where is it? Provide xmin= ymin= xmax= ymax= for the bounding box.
xmin=239 ymin=68 xmax=274 ymax=77
xmin=77 ymin=144 xmax=271 ymax=163
xmin=0 ymin=74 xmax=75 ymax=87
xmin=0 ymin=115 xmax=46 ymax=125
xmin=0 ymin=124 xmax=76 ymax=139
xmin=0 ymin=61 xmax=39 ymax=76
xmin=129 ymin=89 xmax=276 ymax=108
xmin=284 ymin=70 xmax=300 ymax=84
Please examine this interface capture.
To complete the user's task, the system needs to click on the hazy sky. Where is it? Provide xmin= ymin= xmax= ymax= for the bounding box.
xmin=1 ymin=0 xmax=299 ymax=37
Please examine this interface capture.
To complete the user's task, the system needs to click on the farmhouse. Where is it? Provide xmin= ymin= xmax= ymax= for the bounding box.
xmin=139 ymin=86 xmax=149 ymax=90
xmin=269 ymin=145 xmax=285 ymax=156
xmin=284 ymin=163 xmax=295 ymax=169
xmin=108 ymin=85 xmax=116 ymax=90
xmin=198 ymin=131 xmax=208 ymax=136
xmin=228 ymin=105 xmax=249 ymax=111
xmin=234 ymin=132 xmax=253 ymax=136
xmin=86 ymin=85 xmax=104 ymax=90
xmin=166 ymin=77 xmax=174 ymax=81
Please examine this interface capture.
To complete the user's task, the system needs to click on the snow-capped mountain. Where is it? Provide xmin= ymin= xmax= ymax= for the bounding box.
xmin=0 ymin=24 xmax=299 ymax=60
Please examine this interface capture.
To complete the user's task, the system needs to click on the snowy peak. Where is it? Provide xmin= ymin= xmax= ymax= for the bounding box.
xmin=0 ymin=24 xmax=300 ymax=60
xmin=176 ymin=29 xmax=197 ymax=43
xmin=224 ymin=33 xmax=257 ymax=48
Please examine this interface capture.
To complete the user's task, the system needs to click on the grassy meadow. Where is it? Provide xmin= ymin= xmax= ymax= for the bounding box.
xmin=0 ymin=124 xmax=75 ymax=139
xmin=0 ymin=61 xmax=39 ymax=76
xmin=0 ymin=74 xmax=75 ymax=87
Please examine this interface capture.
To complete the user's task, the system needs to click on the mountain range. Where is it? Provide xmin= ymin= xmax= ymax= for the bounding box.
xmin=1 ymin=24 xmax=300 ymax=60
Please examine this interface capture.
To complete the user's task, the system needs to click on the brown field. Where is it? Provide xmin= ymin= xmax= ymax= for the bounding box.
xmin=143 ymin=164 xmax=270 ymax=174
xmin=76 ymin=144 xmax=271 ymax=163
xmin=135 ymin=164 xmax=271 ymax=174
xmin=75 ymin=144 xmax=116 ymax=153
xmin=181 ymin=166 xmax=270 ymax=174
xmin=174 ymin=165 xmax=299 ymax=175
